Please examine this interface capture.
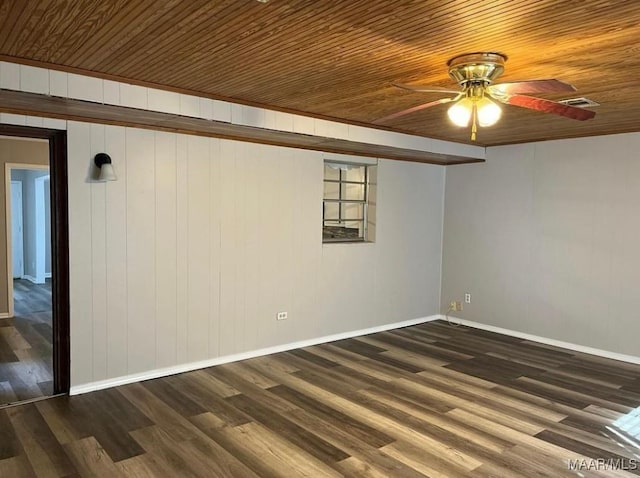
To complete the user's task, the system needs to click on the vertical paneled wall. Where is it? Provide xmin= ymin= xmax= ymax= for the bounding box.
xmin=67 ymin=122 xmax=445 ymax=387
xmin=1 ymin=59 xmax=450 ymax=388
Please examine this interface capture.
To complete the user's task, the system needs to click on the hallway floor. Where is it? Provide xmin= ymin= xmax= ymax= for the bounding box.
xmin=0 ymin=279 xmax=52 ymax=406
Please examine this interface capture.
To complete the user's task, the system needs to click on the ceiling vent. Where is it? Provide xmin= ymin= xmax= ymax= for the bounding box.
xmin=558 ymin=97 xmax=600 ymax=108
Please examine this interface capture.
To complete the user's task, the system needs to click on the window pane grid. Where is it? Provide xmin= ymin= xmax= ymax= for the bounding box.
xmin=323 ymin=162 xmax=369 ymax=243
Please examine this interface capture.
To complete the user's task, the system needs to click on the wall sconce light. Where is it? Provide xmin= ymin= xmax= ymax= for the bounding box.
xmin=94 ymin=153 xmax=117 ymax=182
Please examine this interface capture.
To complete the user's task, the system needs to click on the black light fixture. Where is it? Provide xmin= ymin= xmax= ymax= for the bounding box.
xmin=94 ymin=153 xmax=117 ymax=182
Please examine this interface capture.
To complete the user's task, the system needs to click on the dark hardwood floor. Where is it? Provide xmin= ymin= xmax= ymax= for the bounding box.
xmin=1 ymin=320 xmax=640 ymax=477
xmin=0 ymin=279 xmax=53 ymax=406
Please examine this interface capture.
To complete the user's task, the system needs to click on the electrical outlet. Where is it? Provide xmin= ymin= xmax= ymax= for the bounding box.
xmin=465 ymin=293 xmax=471 ymax=304
xmin=276 ymin=311 xmax=288 ymax=321
xmin=449 ymin=301 xmax=463 ymax=312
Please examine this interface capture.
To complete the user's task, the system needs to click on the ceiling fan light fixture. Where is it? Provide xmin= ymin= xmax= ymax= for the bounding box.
xmin=476 ymin=97 xmax=502 ymax=127
xmin=381 ymin=51 xmax=595 ymax=142
xmin=447 ymin=97 xmax=474 ymax=127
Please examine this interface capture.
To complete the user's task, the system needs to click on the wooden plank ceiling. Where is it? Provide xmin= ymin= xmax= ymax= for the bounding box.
xmin=1 ymin=0 xmax=639 ymax=147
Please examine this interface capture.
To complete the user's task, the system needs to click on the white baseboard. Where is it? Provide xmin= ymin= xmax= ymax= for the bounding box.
xmin=45 ymin=273 xmax=52 ymax=279
xmin=70 ymin=314 xmax=441 ymax=396
xmin=0 ymin=313 xmax=9 ymax=319
xmin=445 ymin=316 xmax=640 ymax=365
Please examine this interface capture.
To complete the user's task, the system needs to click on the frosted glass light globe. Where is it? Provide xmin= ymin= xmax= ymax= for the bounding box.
xmin=447 ymin=98 xmax=474 ymax=127
xmin=476 ymin=97 xmax=502 ymax=127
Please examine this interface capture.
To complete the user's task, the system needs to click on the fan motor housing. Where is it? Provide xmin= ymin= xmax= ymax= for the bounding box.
xmin=447 ymin=52 xmax=507 ymax=86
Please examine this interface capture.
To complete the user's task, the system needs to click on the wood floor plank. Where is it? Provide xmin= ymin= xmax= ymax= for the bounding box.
xmin=131 ymin=425 xmax=260 ymax=478
xmin=0 ymin=409 xmax=24 ymax=460
xmin=272 ymin=377 xmax=484 ymax=471
xmin=357 ymin=387 xmax=512 ymax=453
xmin=286 ymin=348 xmax=341 ymax=369
xmin=34 ymin=398 xmax=89 ymax=445
xmin=226 ymin=393 xmax=350 ymax=465
xmin=161 ymin=374 xmax=253 ymax=427
xmin=415 ymin=367 xmax=569 ymax=422
xmin=393 ymin=377 xmax=548 ymax=435
xmin=63 ymin=436 xmax=123 ymax=477
xmin=446 ymin=406 xmax=638 ymax=477
xmin=204 ymin=365 xmax=299 ymax=415
xmin=360 ymin=332 xmax=465 ymax=363
xmin=282 ymin=405 xmax=429 ymax=478
xmin=129 ymin=426 xmax=201 ymax=477
xmin=0 ymin=326 xmax=31 ymax=351
xmin=6 ymin=403 xmax=76 ymax=477
xmin=515 ymin=376 xmax=635 ymax=413
xmin=0 ymin=381 xmax=18 ymax=405
xmin=1 ymin=279 xmax=53 ymax=406
xmin=294 ymin=344 xmax=366 ymax=367
xmin=175 ymin=435 xmax=261 ymax=478
xmin=116 ymin=383 xmax=203 ymax=442
xmin=59 ymin=393 xmax=147 ymax=463
xmin=203 ymin=421 xmax=344 ymax=478
xmin=269 ymin=384 xmax=394 ymax=449
xmin=0 ymin=454 xmax=36 ymax=478
xmin=243 ymin=354 xmax=300 ymax=375
xmin=381 ymin=440 xmax=473 ymax=478
xmin=2 ymin=320 xmax=639 ymax=477
xmin=334 ymin=456 xmax=394 ymax=478
xmin=140 ymin=379 xmax=209 ymax=418
xmin=214 ymin=361 xmax=280 ymax=389
xmin=114 ymin=454 xmax=166 ymax=478
xmin=0 ymin=332 xmax=20 ymax=362
xmin=184 ymin=369 xmax=242 ymax=398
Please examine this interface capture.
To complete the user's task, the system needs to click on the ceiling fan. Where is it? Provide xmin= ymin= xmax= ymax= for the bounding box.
xmin=375 ymin=52 xmax=596 ymax=141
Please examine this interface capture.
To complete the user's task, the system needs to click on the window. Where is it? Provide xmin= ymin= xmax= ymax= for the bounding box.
xmin=323 ymin=161 xmax=376 ymax=243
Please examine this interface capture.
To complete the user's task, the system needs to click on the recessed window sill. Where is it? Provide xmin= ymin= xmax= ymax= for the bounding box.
xmin=322 ymin=239 xmax=375 ymax=245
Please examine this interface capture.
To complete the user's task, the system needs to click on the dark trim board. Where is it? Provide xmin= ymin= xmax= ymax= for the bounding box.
xmin=0 ymin=124 xmax=70 ymax=395
xmin=0 ymin=89 xmax=483 ymax=166
xmin=0 ymin=54 xmax=478 ymax=147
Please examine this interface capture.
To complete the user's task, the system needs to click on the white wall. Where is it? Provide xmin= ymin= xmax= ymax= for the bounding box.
xmin=442 ymin=132 xmax=640 ymax=357
xmin=68 ymin=122 xmax=445 ymax=387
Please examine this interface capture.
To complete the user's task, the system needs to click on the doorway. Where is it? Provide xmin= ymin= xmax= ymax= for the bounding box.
xmin=0 ymin=125 xmax=68 ymax=407
xmin=8 ymin=166 xmax=51 ymax=291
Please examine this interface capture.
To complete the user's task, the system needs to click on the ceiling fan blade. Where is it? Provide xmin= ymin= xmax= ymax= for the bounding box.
xmin=501 ymin=95 xmax=596 ymax=121
xmin=373 ymin=97 xmax=456 ymax=123
xmin=488 ymin=79 xmax=576 ymax=95
xmin=393 ymin=83 xmax=460 ymax=94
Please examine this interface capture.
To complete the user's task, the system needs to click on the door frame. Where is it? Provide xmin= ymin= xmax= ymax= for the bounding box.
xmin=0 ymin=124 xmax=69 ymax=395
xmin=10 ymin=180 xmax=24 ymax=279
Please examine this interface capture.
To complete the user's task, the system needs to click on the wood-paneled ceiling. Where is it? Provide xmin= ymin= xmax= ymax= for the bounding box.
xmin=1 ymin=0 xmax=639 ymax=146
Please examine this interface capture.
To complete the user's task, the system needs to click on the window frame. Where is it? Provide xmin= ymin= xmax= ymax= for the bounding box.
xmin=322 ymin=161 xmax=370 ymax=243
